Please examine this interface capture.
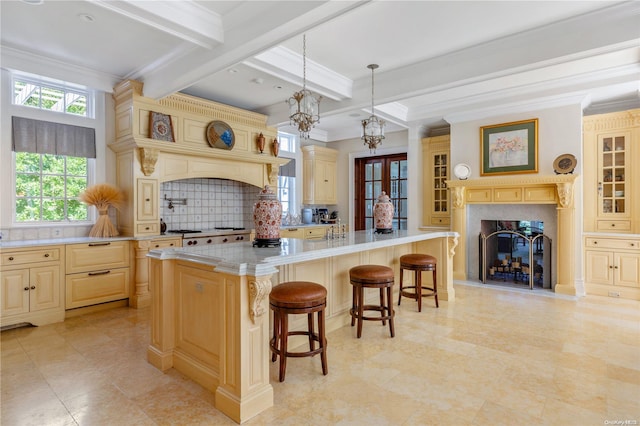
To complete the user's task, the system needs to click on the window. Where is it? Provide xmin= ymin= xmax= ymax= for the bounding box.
xmin=11 ymin=115 xmax=96 ymax=224
xmin=276 ymin=132 xmax=298 ymax=216
xmin=15 ymin=153 xmax=89 ymax=222
xmin=13 ymin=76 xmax=92 ymax=117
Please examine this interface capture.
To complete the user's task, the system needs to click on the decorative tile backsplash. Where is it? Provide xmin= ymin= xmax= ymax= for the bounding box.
xmin=160 ymin=178 xmax=261 ymax=230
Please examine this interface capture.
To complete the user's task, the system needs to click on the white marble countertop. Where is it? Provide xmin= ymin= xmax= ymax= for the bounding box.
xmin=149 ymin=229 xmax=458 ymax=276
xmin=0 ymin=233 xmax=184 ymax=249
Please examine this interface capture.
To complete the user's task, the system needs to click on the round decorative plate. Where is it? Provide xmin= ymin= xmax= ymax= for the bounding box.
xmin=553 ymin=153 xmax=577 ymax=174
xmin=206 ymin=121 xmax=235 ymax=150
xmin=453 ymin=163 xmax=471 ymax=180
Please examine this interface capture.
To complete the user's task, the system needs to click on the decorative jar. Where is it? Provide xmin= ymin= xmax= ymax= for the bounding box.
xmin=373 ymin=191 xmax=394 ymax=233
xmin=253 ymin=185 xmax=282 ymax=247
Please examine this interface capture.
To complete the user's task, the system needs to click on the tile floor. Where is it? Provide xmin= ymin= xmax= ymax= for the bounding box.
xmin=2 ymin=282 xmax=639 ymax=425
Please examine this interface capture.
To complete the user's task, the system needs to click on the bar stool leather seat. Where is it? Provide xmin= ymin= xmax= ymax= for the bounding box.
xmin=349 ymin=265 xmax=395 ymax=338
xmin=269 ymin=281 xmax=328 ymax=382
xmin=398 ymin=253 xmax=438 ymax=312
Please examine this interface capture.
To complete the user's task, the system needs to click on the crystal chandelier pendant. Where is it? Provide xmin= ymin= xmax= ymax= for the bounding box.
xmin=287 ymin=35 xmax=321 ymax=139
xmin=361 ymin=64 xmax=385 ymax=152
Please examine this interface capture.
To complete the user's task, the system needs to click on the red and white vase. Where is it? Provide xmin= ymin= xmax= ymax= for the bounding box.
xmin=373 ymin=191 xmax=394 ymax=233
xmin=253 ymin=185 xmax=282 ymax=247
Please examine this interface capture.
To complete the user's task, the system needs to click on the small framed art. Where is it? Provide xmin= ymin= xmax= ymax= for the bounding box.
xmin=480 ymin=118 xmax=538 ymax=176
xmin=149 ymin=112 xmax=175 ymax=142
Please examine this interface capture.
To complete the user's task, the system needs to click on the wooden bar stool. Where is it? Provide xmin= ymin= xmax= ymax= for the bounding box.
xmin=349 ymin=265 xmax=395 ymax=338
xmin=269 ymin=281 xmax=328 ymax=382
xmin=398 ymin=253 xmax=438 ymax=312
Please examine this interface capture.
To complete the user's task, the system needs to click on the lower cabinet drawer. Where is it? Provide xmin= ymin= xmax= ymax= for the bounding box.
xmin=65 ymin=268 xmax=130 ymax=309
xmin=596 ymin=220 xmax=631 ymax=232
xmin=305 ymin=227 xmax=326 ymax=239
xmin=430 ymin=217 xmax=450 ymax=226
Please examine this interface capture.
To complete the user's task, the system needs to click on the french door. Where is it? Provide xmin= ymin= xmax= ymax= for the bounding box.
xmin=354 ymin=154 xmax=408 ymax=231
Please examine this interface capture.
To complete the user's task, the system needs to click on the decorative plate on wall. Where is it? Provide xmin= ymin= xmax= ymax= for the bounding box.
xmin=206 ymin=121 xmax=235 ymax=150
xmin=453 ymin=163 xmax=471 ymax=180
xmin=553 ymin=153 xmax=577 ymax=174
xmin=150 ymin=112 xmax=175 ymax=142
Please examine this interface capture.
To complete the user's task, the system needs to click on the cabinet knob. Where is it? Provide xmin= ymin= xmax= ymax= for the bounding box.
xmin=169 ymin=243 xmax=174 ymax=246
xmin=146 ymin=198 xmax=150 ymax=202
xmin=30 ymin=286 xmax=35 ymax=290
xmin=44 ymin=253 xmax=49 ymax=257
xmin=155 ymin=244 xmax=160 ymax=248
xmin=24 ymin=287 xmax=29 ymax=291
xmin=223 ymin=238 xmax=228 ymax=243
xmin=145 ymin=227 xmax=150 ymax=230
xmin=631 ymin=243 xmax=635 ymax=247
xmin=609 ymin=265 xmax=614 ymax=269
xmin=593 ymin=241 xmax=598 ymax=244
xmin=8 ymin=256 xmax=14 ymax=261
xmin=614 ymin=266 xmax=619 ymax=269
xmin=611 ymin=224 xmax=616 ymax=227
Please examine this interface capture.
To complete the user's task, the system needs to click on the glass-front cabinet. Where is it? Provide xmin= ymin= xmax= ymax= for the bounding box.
xmin=599 ymin=134 xmax=627 ymax=216
xmin=422 ymin=135 xmax=451 ymax=226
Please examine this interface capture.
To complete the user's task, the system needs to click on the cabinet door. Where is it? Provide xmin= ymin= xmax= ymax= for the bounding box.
xmin=30 ymin=266 xmax=61 ymax=312
xmin=616 ymin=252 xmax=640 ymax=288
xmin=1 ymin=269 xmax=30 ymax=317
xmin=585 ymin=250 xmax=614 ymax=285
xmin=137 ymin=179 xmax=158 ymax=221
xmin=598 ymin=133 xmax=630 ymax=220
xmin=319 ymin=160 xmax=337 ymax=204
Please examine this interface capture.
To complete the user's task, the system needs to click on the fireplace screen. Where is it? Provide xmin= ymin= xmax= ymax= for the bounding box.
xmin=479 ymin=220 xmax=551 ymax=290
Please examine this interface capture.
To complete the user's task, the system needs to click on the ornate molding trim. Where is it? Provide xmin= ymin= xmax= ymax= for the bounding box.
xmin=249 ymin=278 xmax=272 ymax=323
xmin=446 ymin=174 xmax=577 ymax=188
xmin=583 ymin=109 xmax=640 ymax=132
xmin=266 ymin=164 xmax=279 ymax=186
xmin=556 ymin=182 xmax=574 ymax=208
xmin=138 ymin=147 xmax=159 ymax=176
xmin=451 ymin=187 xmax=465 ymax=209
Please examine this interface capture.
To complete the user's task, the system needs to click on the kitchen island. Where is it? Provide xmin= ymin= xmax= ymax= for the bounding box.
xmin=147 ymin=229 xmax=458 ymax=423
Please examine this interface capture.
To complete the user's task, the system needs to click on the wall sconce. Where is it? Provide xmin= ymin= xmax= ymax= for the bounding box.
xmin=272 ymin=138 xmax=279 ymax=157
xmin=257 ymin=132 xmax=266 ymax=154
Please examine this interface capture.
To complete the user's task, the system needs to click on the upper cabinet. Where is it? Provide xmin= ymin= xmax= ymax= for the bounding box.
xmin=583 ymin=109 xmax=640 ymax=234
xmin=302 ymin=145 xmax=338 ymax=205
xmin=422 ymin=135 xmax=451 ymax=226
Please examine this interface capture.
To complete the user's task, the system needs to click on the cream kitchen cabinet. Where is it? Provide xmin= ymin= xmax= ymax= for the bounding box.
xmin=281 ymin=225 xmax=333 ymax=240
xmin=1 ymin=246 xmax=64 ymax=327
xmin=422 ymin=135 xmax=451 ymax=227
xmin=585 ymin=236 xmax=640 ymax=300
xmin=65 ymin=241 xmax=131 ymax=309
xmin=302 ymin=145 xmax=338 ymax=205
xmin=583 ymin=109 xmax=639 ymax=234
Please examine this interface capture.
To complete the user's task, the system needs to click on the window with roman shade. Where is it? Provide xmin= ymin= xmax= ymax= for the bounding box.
xmin=11 ymin=116 xmax=96 ymax=223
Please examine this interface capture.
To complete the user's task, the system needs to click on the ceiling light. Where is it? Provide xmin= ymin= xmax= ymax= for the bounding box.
xmin=21 ymin=0 xmax=43 ymax=5
xmin=361 ymin=64 xmax=385 ymax=152
xmin=287 ymin=34 xmax=321 ymax=139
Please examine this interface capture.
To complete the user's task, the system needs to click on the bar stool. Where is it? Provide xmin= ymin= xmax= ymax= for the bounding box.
xmin=269 ymin=281 xmax=328 ymax=382
xmin=398 ymin=253 xmax=438 ymax=312
xmin=349 ymin=265 xmax=395 ymax=338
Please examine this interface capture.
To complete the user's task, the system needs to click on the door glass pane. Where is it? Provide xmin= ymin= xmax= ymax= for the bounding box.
xmin=400 ymin=180 xmax=407 ymax=197
xmin=373 ymin=181 xmax=382 ymax=197
xmin=365 ymin=199 xmax=373 ymax=215
xmin=365 ymin=182 xmax=373 ymax=199
xmin=400 ymin=160 xmax=407 ymax=178
xmin=373 ymin=163 xmax=382 ymax=180
xmin=390 ymin=161 xmax=399 ymax=179
xmin=365 ymin=163 xmax=372 ymax=180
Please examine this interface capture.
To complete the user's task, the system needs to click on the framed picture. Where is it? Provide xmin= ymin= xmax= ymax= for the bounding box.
xmin=480 ymin=118 xmax=538 ymax=176
xmin=149 ymin=111 xmax=175 ymax=142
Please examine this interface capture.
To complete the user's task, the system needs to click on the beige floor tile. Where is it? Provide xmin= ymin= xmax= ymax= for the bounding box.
xmin=1 ymin=283 xmax=639 ymax=426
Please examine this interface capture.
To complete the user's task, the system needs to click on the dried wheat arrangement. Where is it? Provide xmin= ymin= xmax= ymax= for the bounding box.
xmin=80 ymin=184 xmax=124 ymax=237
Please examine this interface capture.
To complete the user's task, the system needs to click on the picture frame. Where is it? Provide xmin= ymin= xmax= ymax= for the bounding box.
xmin=480 ymin=118 xmax=538 ymax=176
xmin=149 ymin=111 xmax=175 ymax=142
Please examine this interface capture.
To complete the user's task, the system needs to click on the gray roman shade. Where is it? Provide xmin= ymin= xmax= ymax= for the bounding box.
xmin=279 ymin=158 xmax=296 ymax=177
xmin=12 ymin=116 xmax=96 ymax=158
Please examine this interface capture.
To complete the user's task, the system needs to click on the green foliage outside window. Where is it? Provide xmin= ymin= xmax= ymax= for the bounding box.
xmin=15 ymin=153 xmax=89 ymax=222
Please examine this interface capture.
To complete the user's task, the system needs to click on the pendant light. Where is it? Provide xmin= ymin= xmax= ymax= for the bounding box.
xmin=287 ymin=34 xmax=321 ymax=139
xmin=361 ymin=64 xmax=385 ymax=152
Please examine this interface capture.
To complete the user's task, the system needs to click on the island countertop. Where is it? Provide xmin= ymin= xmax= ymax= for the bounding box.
xmin=148 ymin=229 xmax=458 ymax=276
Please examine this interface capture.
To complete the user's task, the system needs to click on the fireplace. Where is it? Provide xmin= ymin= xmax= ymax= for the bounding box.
xmin=446 ymin=175 xmax=578 ymax=295
xmin=478 ymin=219 xmax=552 ymax=289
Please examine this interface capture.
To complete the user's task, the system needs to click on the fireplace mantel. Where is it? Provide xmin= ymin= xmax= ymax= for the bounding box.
xmin=446 ymin=174 xmax=579 ymax=295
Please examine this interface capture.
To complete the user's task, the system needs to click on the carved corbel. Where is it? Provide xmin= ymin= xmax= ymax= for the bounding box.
xmin=138 ymin=147 xmax=159 ymax=176
xmin=448 ymin=236 xmax=459 ymax=258
xmin=249 ymin=278 xmax=272 ymax=323
xmin=451 ymin=186 xmax=465 ymax=209
xmin=556 ymin=182 xmax=574 ymax=208
xmin=266 ymin=164 xmax=279 ymax=186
